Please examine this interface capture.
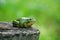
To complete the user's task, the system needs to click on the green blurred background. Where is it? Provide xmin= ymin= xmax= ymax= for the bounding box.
xmin=0 ymin=0 xmax=60 ymax=40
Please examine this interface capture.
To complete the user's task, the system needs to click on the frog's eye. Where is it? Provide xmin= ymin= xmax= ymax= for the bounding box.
xmin=27 ymin=19 xmax=31 ymax=23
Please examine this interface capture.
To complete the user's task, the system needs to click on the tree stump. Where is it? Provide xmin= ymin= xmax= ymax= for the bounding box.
xmin=0 ymin=22 xmax=40 ymax=40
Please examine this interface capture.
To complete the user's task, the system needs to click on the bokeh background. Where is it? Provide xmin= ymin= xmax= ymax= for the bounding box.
xmin=0 ymin=0 xmax=60 ymax=40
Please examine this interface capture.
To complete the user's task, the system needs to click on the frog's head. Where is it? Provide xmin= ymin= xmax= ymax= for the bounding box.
xmin=12 ymin=17 xmax=35 ymax=28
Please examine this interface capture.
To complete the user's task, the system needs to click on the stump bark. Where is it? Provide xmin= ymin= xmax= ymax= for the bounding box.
xmin=0 ymin=22 xmax=40 ymax=40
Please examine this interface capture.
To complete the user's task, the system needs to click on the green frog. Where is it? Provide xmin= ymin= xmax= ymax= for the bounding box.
xmin=12 ymin=17 xmax=35 ymax=28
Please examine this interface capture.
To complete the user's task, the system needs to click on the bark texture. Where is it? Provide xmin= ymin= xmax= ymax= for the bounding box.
xmin=0 ymin=22 xmax=40 ymax=40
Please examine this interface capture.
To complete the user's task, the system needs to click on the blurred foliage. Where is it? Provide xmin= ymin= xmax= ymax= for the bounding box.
xmin=0 ymin=0 xmax=60 ymax=40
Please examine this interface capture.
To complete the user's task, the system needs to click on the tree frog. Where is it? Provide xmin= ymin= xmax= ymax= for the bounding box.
xmin=12 ymin=17 xmax=35 ymax=28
